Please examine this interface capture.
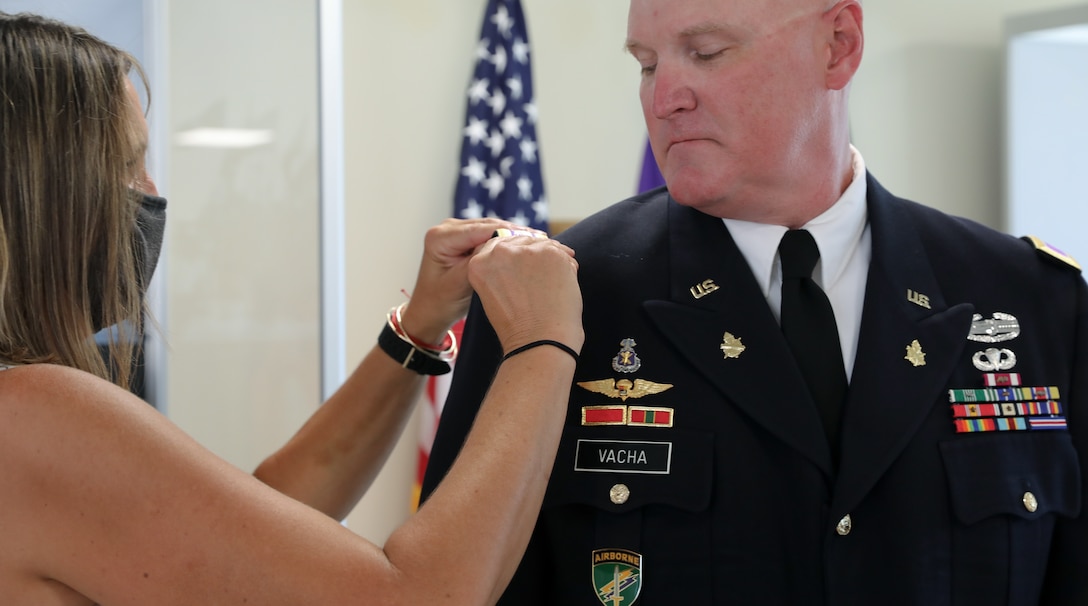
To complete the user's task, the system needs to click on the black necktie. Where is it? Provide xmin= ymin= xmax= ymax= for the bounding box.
xmin=779 ymin=229 xmax=848 ymax=463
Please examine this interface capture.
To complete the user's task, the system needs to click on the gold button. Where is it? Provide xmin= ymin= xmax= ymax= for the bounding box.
xmin=1023 ymin=492 xmax=1038 ymax=513
xmin=610 ymin=483 xmax=630 ymax=505
xmin=836 ymin=514 xmax=852 ymax=536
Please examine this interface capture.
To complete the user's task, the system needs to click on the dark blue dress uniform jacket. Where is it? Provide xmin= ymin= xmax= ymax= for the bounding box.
xmin=420 ymin=173 xmax=1088 ymax=605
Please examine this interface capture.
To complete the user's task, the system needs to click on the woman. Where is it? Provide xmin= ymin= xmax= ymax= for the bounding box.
xmin=0 ymin=12 xmax=583 ymax=605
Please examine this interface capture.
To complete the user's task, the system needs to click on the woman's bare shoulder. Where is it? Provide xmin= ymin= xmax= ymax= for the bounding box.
xmin=0 ymin=363 xmax=386 ymax=605
xmin=0 ymin=363 xmax=157 ymax=432
xmin=0 ymin=363 xmax=126 ymax=404
xmin=0 ymin=365 xmax=133 ymax=605
xmin=0 ymin=363 xmax=154 ymax=508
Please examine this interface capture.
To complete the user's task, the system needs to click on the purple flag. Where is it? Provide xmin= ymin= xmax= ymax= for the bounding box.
xmin=638 ymin=138 xmax=666 ymax=194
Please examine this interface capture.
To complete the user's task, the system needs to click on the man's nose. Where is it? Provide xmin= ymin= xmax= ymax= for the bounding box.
xmin=648 ymin=62 xmax=696 ymax=119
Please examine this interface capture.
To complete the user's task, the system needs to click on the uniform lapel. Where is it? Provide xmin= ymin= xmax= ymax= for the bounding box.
xmin=831 ymin=176 xmax=975 ymax=513
xmin=643 ymin=201 xmax=834 ymax=476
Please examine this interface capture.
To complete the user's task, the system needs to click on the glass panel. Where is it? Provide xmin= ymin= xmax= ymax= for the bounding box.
xmin=166 ymin=0 xmax=321 ymax=469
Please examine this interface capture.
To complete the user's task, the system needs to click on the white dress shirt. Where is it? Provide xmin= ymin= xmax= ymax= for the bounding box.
xmin=722 ymin=147 xmax=871 ymax=380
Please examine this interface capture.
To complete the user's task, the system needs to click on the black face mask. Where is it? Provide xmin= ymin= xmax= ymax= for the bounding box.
xmin=90 ymin=191 xmax=167 ymax=332
xmin=134 ymin=191 xmax=167 ymax=290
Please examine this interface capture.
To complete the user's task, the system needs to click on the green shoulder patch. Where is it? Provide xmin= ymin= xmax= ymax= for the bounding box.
xmin=1022 ymin=235 xmax=1081 ymax=272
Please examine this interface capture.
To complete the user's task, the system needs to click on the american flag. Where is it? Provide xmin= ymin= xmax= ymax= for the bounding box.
xmin=412 ymin=0 xmax=546 ymax=510
xmin=453 ymin=0 xmax=547 ymax=229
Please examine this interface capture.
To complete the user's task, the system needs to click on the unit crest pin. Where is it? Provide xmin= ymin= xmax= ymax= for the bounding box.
xmin=612 ymin=338 xmax=642 ymax=373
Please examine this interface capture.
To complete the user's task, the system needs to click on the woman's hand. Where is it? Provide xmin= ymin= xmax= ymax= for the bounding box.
xmin=468 ymin=234 xmax=583 ymax=356
xmin=399 ymin=218 xmax=545 ymax=345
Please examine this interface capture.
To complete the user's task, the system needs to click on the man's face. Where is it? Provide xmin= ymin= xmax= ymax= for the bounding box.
xmin=626 ymin=0 xmax=833 ymax=221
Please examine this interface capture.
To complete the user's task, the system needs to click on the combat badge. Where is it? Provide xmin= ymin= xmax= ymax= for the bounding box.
xmin=592 ymin=549 xmax=642 ymax=606
xmin=968 ymin=313 xmax=1020 ymax=343
xmin=612 ymin=338 xmax=642 ymax=373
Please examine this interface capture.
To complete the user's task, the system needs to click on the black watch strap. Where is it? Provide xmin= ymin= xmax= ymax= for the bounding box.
xmin=378 ymin=322 xmax=452 ymax=375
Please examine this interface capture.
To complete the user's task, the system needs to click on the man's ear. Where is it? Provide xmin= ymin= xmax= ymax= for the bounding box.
xmin=825 ymin=0 xmax=863 ymax=91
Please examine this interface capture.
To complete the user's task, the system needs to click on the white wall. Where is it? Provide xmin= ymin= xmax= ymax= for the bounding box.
xmin=1007 ymin=24 xmax=1088 ymax=266
xmin=852 ymin=0 xmax=1082 ymax=227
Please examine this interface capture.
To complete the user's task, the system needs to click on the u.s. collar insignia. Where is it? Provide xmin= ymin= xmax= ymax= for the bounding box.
xmin=690 ymin=278 xmax=720 ymax=300
xmin=968 ymin=313 xmax=1020 ymax=343
xmin=612 ymin=338 xmax=642 ymax=373
xmin=592 ymin=549 xmax=642 ymax=606
xmin=577 ymin=378 xmax=673 ymax=402
xmin=907 ymin=289 xmax=931 ymax=309
xmin=719 ymin=332 xmax=745 ymax=359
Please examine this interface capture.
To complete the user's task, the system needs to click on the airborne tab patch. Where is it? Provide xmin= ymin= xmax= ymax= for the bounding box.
xmin=592 ymin=549 xmax=642 ymax=606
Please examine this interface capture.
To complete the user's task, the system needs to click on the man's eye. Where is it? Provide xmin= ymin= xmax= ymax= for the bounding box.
xmin=640 ymin=64 xmax=657 ymax=76
xmin=694 ymin=50 xmax=726 ymax=61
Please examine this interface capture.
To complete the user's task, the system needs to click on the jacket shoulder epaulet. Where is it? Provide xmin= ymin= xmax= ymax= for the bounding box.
xmin=1021 ymin=235 xmax=1082 ymax=273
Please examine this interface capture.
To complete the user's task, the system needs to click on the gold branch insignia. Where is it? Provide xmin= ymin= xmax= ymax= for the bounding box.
xmin=905 ymin=339 xmax=926 ymax=367
xmin=719 ymin=332 xmax=746 ymax=359
xmin=576 ymin=378 xmax=674 ymax=402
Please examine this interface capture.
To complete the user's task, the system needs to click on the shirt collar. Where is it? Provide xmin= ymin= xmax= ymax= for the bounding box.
xmin=723 ymin=146 xmax=869 ymax=298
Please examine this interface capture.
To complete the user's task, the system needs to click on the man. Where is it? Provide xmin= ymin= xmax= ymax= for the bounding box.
xmin=422 ymin=0 xmax=1088 ymax=603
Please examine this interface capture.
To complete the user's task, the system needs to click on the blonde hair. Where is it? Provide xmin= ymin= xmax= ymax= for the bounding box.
xmin=0 ymin=12 xmax=147 ymax=387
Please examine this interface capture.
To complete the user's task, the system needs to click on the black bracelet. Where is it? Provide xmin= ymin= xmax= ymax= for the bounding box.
xmin=377 ymin=321 xmax=452 ymax=375
xmin=501 ymin=340 xmax=579 ymax=363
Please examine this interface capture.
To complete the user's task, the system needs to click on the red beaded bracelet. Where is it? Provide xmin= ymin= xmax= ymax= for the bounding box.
xmin=388 ymin=303 xmax=458 ymax=361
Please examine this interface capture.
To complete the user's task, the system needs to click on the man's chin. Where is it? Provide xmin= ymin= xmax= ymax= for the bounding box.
xmin=663 ymin=180 xmax=739 ymax=219
xmin=662 ymin=176 xmax=712 ymax=207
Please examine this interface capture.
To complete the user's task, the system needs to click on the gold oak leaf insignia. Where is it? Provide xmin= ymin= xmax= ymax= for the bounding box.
xmin=904 ymin=339 xmax=926 ymax=367
xmin=576 ymin=378 xmax=674 ymax=402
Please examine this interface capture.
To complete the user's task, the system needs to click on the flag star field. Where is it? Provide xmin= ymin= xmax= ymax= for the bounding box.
xmin=454 ymin=0 xmax=547 ymax=231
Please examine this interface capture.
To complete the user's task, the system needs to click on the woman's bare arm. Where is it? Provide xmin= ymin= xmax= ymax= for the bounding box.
xmin=0 ymin=234 xmax=581 ymax=605
xmin=253 ymin=218 xmax=543 ymax=520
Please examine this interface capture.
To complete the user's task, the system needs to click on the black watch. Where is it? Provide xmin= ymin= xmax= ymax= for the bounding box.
xmin=378 ymin=322 xmax=452 ymax=375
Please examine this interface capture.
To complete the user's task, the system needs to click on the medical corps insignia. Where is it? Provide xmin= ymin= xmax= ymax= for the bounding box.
xmin=592 ymin=549 xmax=642 ymax=605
